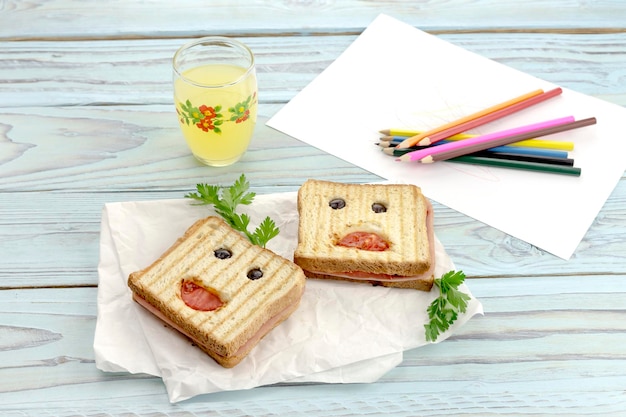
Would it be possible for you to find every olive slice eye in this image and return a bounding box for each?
[371,203,387,213]
[247,268,263,280]
[329,198,346,209]
[214,248,232,259]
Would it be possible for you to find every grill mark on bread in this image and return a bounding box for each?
[187,236,249,332]
[138,221,230,299]
[319,188,332,252]
[195,232,248,292]
[212,254,295,348]
[399,187,415,261]
[377,185,391,258]
[194,243,298,356]
[146,224,232,326]
[193,243,267,355]
[208,248,268,339]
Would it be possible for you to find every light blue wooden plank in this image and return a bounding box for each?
[3,382,626,417]
[0,33,624,287]
[1,0,625,40]
[0,104,376,192]
[0,171,625,288]
[1,281,625,416]
[0,102,623,193]
[0,180,625,287]
[1,33,625,108]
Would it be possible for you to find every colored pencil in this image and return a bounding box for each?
[395,87,562,148]
[395,88,545,147]
[380,134,574,151]
[380,133,475,141]
[397,115,576,163]
[400,117,597,163]
[381,142,570,159]
[382,146,573,161]
[379,128,430,136]
[459,151,574,166]
[449,156,581,176]
[384,146,574,166]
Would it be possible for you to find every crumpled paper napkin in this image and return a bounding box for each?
[94,191,483,402]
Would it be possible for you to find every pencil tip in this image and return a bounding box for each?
[418,138,431,146]
[378,129,390,135]
[395,140,410,149]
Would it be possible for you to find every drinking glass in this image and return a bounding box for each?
[173,37,257,166]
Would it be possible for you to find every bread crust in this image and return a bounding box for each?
[294,180,434,290]
[301,271,433,291]
[128,216,306,367]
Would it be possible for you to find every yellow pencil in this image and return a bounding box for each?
[378,128,432,137]
[379,132,475,141]
[446,136,574,151]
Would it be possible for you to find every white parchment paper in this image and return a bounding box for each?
[94,191,483,402]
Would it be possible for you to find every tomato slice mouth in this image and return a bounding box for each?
[336,231,389,251]
[181,279,224,311]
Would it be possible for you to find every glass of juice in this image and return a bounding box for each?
[173,37,257,166]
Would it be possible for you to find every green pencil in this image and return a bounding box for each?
[450,155,581,176]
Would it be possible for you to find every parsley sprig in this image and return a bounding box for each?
[424,270,471,342]
[185,174,280,248]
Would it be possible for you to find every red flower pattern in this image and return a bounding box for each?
[196,117,215,132]
[178,94,256,136]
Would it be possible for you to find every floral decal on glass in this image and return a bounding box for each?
[177,92,256,134]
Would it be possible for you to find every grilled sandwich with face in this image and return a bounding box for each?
[294,180,435,291]
[128,216,306,368]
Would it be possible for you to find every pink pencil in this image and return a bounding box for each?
[396,116,575,163]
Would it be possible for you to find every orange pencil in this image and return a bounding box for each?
[419,87,564,147]
[396,89,545,149]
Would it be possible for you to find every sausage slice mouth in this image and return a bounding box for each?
[336,231,390,251]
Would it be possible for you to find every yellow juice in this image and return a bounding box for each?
[174,64,257,166]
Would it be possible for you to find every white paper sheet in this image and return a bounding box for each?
[94,191,483,402]
[266,14,626,260]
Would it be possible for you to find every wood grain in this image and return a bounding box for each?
[1,0,626,40]
[1,180,625,289]
[1,0,625,415]
[0,279,624,415]
[1,34,625,108]
[0,103,624,288]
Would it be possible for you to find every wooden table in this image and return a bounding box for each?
[1,1,625,415]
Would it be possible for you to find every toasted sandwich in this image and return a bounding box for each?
[293,180,435,291]
[128,216,306,368]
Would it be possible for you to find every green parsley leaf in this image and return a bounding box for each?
[185,174,280,248]
[251,217,280,247]
[424,270,471,342]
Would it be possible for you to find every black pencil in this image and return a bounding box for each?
[385,146,573,165]
[450,156,581,176]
